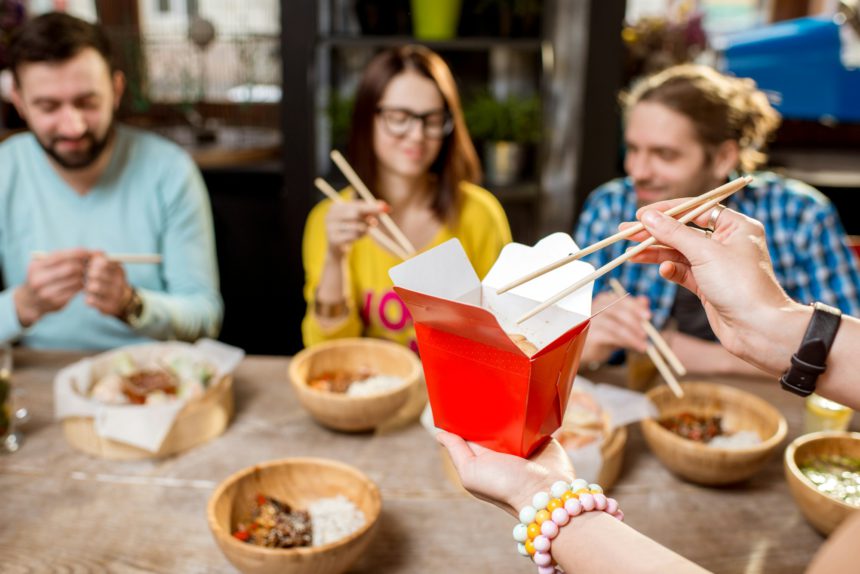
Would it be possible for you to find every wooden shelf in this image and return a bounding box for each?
[319,35,543,52]
[490,181,540,203]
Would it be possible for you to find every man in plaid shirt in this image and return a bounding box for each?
[574,65,860,375]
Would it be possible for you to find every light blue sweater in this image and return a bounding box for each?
[0,125,223,349]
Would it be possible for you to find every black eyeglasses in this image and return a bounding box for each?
[376,106,453,139]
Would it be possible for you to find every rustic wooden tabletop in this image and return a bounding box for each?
[0,350,839,573]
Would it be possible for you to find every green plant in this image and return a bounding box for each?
[326,92,355,147]
[463,92,541,144]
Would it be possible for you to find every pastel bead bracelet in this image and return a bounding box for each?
[512,478,623,574]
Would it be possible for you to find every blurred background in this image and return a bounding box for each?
[1,0,857,355]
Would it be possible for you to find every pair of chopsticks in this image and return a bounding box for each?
[32,252,162,264]
[609,278,685,398]
[314,150,417,261]
[314,178,411,260]
[502,175,753,323]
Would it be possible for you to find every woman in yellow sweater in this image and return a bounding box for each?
[302,45,512,351]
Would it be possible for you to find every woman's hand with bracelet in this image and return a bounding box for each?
[436,431,575,517]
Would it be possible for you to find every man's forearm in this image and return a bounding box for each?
[129,289,222,342]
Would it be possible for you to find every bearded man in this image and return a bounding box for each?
[0,12,222,349]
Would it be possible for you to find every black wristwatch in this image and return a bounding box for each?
[779,302,842,397]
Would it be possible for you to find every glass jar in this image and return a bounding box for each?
[804,393,854,434]
[0,344,21,453]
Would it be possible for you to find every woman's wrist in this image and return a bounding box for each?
[735,301,810,375]
[509,472,576,515]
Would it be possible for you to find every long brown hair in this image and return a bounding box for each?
[623,64,781,172]
[347,45,481,222]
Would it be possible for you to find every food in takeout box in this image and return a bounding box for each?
[551,378,656,488]
[55,340,244,458]
[556,390,607,450]
[390,234,599,457]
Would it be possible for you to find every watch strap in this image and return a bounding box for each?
[121,288,144,325]
[779,302,842,397]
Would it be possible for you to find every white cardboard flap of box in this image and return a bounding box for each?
[390,233,595,353]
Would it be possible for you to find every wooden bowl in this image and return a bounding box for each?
[288,338,422,432]
[641,382,787,485]
[597,425,627,490]
[62,374,233,460]
[60,342,235,460]
[784,431,860,535]
[207,457,381,574]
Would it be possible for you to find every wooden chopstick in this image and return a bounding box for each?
[314,178,411,261]
[31,252,162,264]
[516,184,747,324]
[497,176,753,295]
[609,278,687,377]
[646,344,685,398]
[329,150,417,257]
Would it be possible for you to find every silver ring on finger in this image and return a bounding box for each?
[706,204,727,233]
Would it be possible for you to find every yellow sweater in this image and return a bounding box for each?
[302,182,512,350]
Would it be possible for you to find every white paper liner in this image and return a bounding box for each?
[54,339,244,452]
[559,376,657,483]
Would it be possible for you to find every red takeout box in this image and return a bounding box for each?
[390,233,597,457]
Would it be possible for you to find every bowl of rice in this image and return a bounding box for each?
[207,457,381,574]
[288,338,422,432]
[641,382,787,485]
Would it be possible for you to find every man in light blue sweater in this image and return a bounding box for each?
[0,12,222,349]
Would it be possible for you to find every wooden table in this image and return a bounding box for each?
[0,351,841,573]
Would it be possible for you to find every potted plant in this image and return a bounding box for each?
[464,92,541,186]
[326,91,355,151]
[463,0,542,38]
[355,0,411,36]
[411,0,462,40]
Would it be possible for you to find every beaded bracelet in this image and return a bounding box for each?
[512,478,623,574]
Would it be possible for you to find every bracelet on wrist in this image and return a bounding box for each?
[512,479,623,574]
[120,288,144,324]
[314,298,348,320]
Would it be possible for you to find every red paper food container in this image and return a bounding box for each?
[390,234,596,457]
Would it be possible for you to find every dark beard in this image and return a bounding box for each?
[39,121,115,170]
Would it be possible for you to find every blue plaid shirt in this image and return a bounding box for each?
[574,173,860,330]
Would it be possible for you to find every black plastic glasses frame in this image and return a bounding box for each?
[376,106,454,139]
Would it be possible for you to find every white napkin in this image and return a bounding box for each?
[559,376,657,483]
[54,339,244,453]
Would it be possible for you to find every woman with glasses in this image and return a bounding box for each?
[302,45,512,350]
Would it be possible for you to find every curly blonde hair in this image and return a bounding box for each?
[622,65,781,173]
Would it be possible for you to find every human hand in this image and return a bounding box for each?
[14,248,89,327]
[625,200,795,367]
[84,252,132,317]
[436,431,575,518]
[324,200,388,259]
[580,291,650,364]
